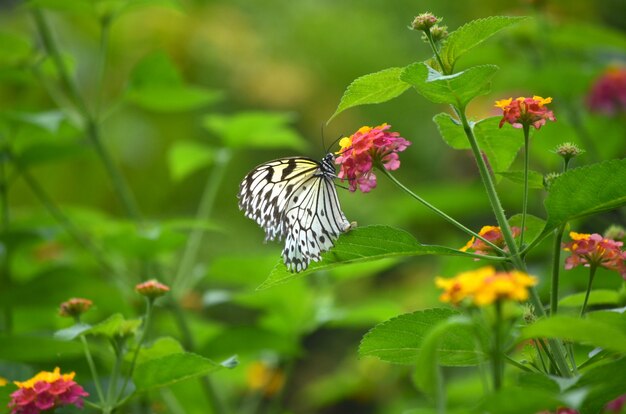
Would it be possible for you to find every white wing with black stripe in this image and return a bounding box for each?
[238,154,351,272]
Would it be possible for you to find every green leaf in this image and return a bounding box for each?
[258,225,476,290]
[440,16,528,72]
[359,308,486,366]
[133,352,221,392]
[520,315,626,352]
[509,214,545,245]
[543,159,626,233]
[574,357,626,414]
[135,337,185,365]
[477,387,563,414]
[0,335,83,362]
[328,67,410,123]
[86,314,142,339]
[401,63,498,107]
[0,32,33,66]
[167,141,215,181]
[127,51,221,112]
[203,112,307,151]
[412,315,473,397]
[559,290,619,307]
[497,170,544,189]
[54,323,91,341]
[433,114,524,175]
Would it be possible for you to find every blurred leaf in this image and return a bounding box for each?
[86,313,141,339]
[520,315,626,352]
[27,0,94,14]
[434,113,524,180]
[127,51,221,112]
[559,290,619,307]
[203,112,307,151]
[0,335,83,362]
[497,170,544,189]
[201,326,300,359]
[509,214,545,246]
[440,16,527,72]
[573,357,626,414]
[328,67,410,123]
[133,352,221,392]
[477,387,563,414]
[135,337,185,364]
[327,299,404,328]
[401,63,498,107]
[167,140,214,181]
[412,315,473,397]
[550,22,626,52]
[0,32,33,66]
[586,310,626,333]
[359,308,486,366]
[543,159,626,233]
[102,223,186,257]
[259,225,477,290]
[54,323,91,341]
[5,111,66,133]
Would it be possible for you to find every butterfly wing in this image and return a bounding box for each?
[238,156,351,272]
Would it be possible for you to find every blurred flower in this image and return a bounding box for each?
[536,409,579,414]
[543,172,561,190]
[460,225,521,256]
[0,376,7,386]
[59,298,93,318]
[335,124,410,193]
[9,367,88,414]
[411,12,440,31]
[435,266,537,306]
[604,225,625,241]
[563,232,626,278]
[587,66,626,115]
[429,25,449,42]
[246,361,285,397]
[135,279,170,299]
[553,142,584,163]
[495,96,556,129]
[605,394,626,413]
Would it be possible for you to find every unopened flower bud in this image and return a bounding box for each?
[411,12,440,31]
[604,225,625,241]
[553,142,584,162]
[59,298,93,318]
[136,279,170,299]
[429,25,449,42]
[543,172,561,190]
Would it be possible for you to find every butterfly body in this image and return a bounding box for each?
[238,154,351,272]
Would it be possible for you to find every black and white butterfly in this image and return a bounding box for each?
[238,153,352,272]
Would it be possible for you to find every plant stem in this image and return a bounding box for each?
[106,339,124,410]
[580,265,598,317]
[172,149,232,296]
[0,145,12,333]
[95,17,112,118]
[119,299,153,400]
[80,335,106,404]
[549,226,565,316]
[425,30,447,74]
[379,167,507,256]
[520,124,530,247]
[492,300,503,390]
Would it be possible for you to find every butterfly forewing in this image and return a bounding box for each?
[238,155,351,272]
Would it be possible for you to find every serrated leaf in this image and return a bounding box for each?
[133,352,221,392]
[258,225,477,290]
[401,63,499,108]
[573,357,626,414]
[521,315,626,352]
[497,170,544,189]
[328,67,410,123]
[135,337,184,365]
[433,113,524,175]
[543,159,626,233]
[359,308,486,366]
[559,290,619,307]
[440,16,528,72]
[203,112,307,151]
[54,323,91,341]
[167,141,214,181]
[86,313,141,339]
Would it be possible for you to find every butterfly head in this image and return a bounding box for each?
[320,153,337,176]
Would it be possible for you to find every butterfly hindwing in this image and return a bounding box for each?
[238,155,351,272]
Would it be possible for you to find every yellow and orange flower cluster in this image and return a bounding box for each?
[563,232,626,278]
[435,266,537,306]
[460,225,521,256]
[495,96,555,129]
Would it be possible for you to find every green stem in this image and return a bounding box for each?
[80,335,106,404]
[520,124,530,248]
[549,225,565,316]
[172,149,232,296]
[95,17,112,118]
[580,264,598,317]
[0,145,12,334]
[492,300,503,390]
[106,339,124,409]
[119,299,153,401]
[379,167,507,256]
[425,30,447,74]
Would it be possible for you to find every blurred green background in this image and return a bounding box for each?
[0,0,625,413]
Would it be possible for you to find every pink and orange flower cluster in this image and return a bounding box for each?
[587,66,626,115]
[435,266,537,307]
[563,232,626,278]
[461,225,521,256]
[335,124,410,193]
[495,96,556,129]
[9,368,88,414]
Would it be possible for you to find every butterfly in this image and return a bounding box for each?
[238,153,352,272]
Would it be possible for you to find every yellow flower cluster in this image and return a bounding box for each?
[435,266,538,306]
[13,367,75,389]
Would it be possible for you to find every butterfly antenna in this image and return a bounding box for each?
[325,135,347,154]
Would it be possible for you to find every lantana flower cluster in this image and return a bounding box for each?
[335,124,410,192]
[495,96,556,129]
[135,279,170,299]
[9,368,88,414]
[460,225,521,256]
[563,232,626,278]
[435,266,537,306]
[587,66,626,115]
